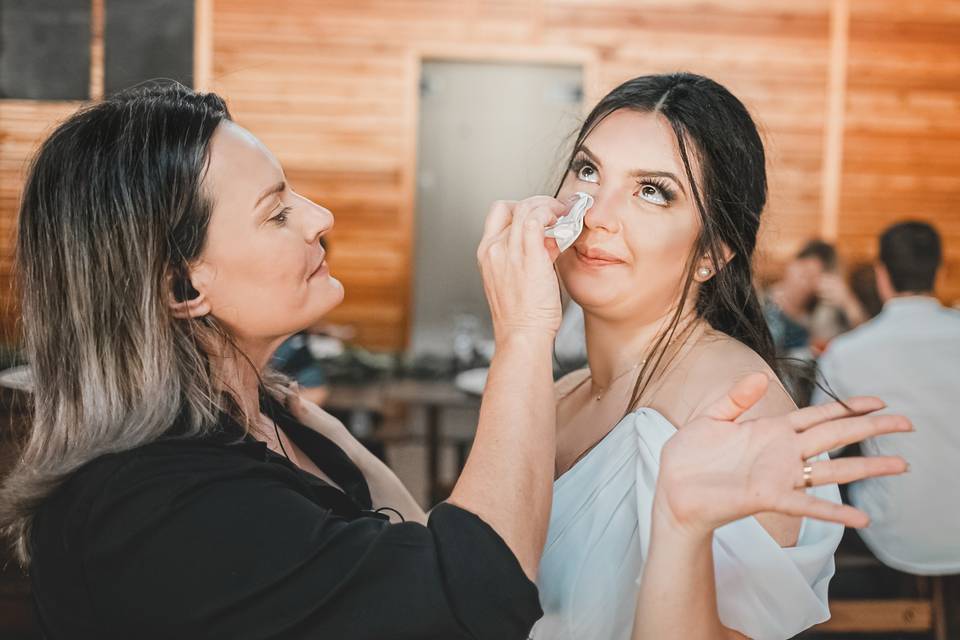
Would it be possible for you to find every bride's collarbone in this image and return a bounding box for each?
[555,389,634,475]
[553,329,723,469]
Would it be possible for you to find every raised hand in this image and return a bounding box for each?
[477,196,567,343]
[655,373,911,535]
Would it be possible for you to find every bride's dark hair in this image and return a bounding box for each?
[558,72,778,411]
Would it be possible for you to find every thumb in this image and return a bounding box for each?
[543,237,562,262]
[700,372,769,422]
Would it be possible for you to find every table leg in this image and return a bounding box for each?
[426,405,441,506]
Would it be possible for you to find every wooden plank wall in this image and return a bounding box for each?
[0,102,84,339]
[1,0,958,350]
[211,0,836,348]
[839,0,960,301]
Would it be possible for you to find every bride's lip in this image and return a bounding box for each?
[574,245,625,266]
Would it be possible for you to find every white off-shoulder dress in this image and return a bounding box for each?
[531,408,843,640]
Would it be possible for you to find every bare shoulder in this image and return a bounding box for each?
[655,329,794,426]
[693,329,777,377]
[661,329,803,547]
[554,368,590,400]
[691,329,796,419]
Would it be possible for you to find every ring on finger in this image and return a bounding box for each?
[801,464,814,489]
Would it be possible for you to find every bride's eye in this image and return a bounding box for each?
[636,180,676,206]
[570,156,599,184]
[577,163,598,183]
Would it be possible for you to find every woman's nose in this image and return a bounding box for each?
[301,196,334,243]
[582,189,621,233]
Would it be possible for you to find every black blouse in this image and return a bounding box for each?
[29,399,542,639]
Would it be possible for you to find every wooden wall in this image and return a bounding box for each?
[0,101,84,337]
[1,0,958,350]
[838,0,960,299]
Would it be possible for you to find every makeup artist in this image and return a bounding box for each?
[2,82,562,640]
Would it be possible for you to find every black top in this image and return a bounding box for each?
[29,397,542,639]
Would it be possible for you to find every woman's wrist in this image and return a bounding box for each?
[494,327,555,349]
[651,482,715,546]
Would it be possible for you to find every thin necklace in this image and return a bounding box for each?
[589,359,647,402]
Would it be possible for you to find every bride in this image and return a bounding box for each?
[531,73,902,640]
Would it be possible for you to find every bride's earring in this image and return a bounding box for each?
[696,266,712,280]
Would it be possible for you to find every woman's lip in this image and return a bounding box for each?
[308,259,328,279]
[574,246,625,266]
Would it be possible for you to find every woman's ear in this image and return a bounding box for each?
[167,267,212,319]
[694,246,736,283]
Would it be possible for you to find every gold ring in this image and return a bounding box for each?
[802,464,814,489]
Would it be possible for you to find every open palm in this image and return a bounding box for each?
[656,373,911,533]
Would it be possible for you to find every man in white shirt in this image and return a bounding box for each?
[812,221,960,575]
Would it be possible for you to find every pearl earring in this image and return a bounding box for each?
[697,266,712,279]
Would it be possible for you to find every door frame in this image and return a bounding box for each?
[399,43,600,347]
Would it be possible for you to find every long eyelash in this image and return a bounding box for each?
[638,177,676,203]
[569,152,594,175]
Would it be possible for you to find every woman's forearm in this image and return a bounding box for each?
[447,332,556,580]
[632,494,741,640]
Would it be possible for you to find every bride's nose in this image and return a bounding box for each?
[582,190,621,234]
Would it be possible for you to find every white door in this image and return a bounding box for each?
[411,60,583,356]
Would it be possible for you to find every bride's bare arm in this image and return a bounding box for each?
[653,334,803,547]
[632,374,910,639]
[635,500,748,639]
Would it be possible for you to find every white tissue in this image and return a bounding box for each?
[545,192,593,252]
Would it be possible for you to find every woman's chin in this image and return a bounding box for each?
[314,276,345,311]
[560,272,619,309]
[291,276,345,325]
[571,293,620,314]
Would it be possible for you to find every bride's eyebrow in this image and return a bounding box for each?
[579,144,686,196]
[575,145,603,168]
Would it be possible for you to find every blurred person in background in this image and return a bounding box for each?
[763,240,866,358]
[813,221,960,576]
[847,262,885,320]
[764,240,868,405]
